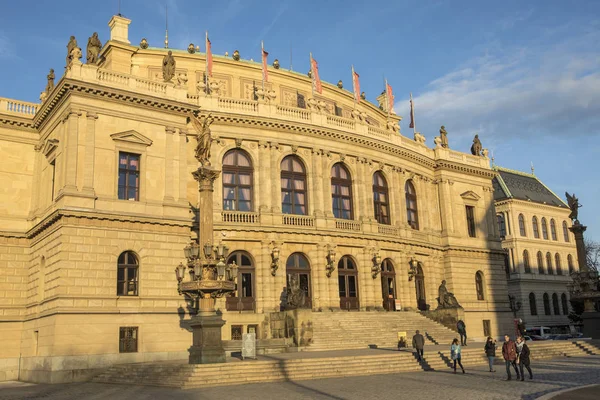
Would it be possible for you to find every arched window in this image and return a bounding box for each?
[523,250,531,274]
[405,180,419,230]
[117,251,138,296]
[546,252,554,275]
[286,253,311,308]
[226,251,255,311]
[497,214,506,238]
[281,155,307,215]
[532,217,540,239]
[568,254,574,274]
[563,221,570,242]
[381,259,396,311]
[555,253,562,275]
[503,251,510,278]
[331,163,353,220]
[518,214,526,236]
[373,171,390,225]
[543,293,551,315]
[475,271,485,300]
[223,149,253,211]
[529,293,537,316]
[338,256,359,310]
[552,293,560,315]
[537,251,544,274]
[550,219,557,241]
[541,218,549,240]
[561,293,569,315]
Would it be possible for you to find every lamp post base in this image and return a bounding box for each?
[188,312,226,364]
[582,311,600,340]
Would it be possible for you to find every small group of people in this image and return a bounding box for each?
[485,335,533,381]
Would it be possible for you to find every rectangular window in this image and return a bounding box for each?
[118,152,140,201]
[117,265,138,296]
[497,214,506,238]
[119,327,138,353]
[334,104,343,117]
[483,320,491,337]
[297,92,306,109]
[231,325,243,340]
[466,206,476,238]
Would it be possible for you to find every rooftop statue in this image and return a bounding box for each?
[45,69,55,94]
[86,32,102,64]
[565,192,582,222]
[437,280,461,309]
[66,36,77,67]
[440,126,449,148]
[190,112,214,166]
[162,50,176,82]
[470,134,482,156]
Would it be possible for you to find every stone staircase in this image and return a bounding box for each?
[573,340,600,355]
[93,352,422,389]
[306,311,458,351]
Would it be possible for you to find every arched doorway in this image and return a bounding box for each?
[225,251,255,311]
[414,264,427,311]
[338,256,359,310]
[381,258,396,311]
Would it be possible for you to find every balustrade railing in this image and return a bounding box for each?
[282,214,315,227]
[97,69,130,86]
[218,97,258,113]
[221,211,259,224]
[1,98,38,116]
[326,114,356,130]
[378,224,399,236]
[135,77,167,94]
[276,105,310,121]
[335,219,362,231]
[367,125,390,139]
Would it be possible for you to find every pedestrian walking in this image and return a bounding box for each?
[412,330,425,361]
[457,320,467,346]
[516,336,533,381]
[501,334,520,381]
[451,338,465,374]
[484,336,497,372]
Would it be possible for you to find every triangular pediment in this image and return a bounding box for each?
[110,130,153,146]
[42,139,59,158]
[460,191,481,201]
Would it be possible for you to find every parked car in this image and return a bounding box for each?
[529,335,547,341]
[523,336,533,342]
[553,334,571,340]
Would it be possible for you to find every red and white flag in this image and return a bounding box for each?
[386,80,394,114]
[206,32,213,77]
[409,92,415,129]
[261,41,269,83]
[352,66,360,103]
[310,53,322,94]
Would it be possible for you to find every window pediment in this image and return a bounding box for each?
[460,191,481,202]
[111,130,153,147]
[42,139,59,159]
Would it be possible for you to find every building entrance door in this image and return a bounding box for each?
[380,259,396,311]
[338,256,359,310]
[415,265,427,311]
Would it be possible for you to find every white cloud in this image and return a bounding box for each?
[0,32,17,60]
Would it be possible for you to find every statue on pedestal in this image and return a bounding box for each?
[86,32,102,64]
[437,280,461,308]
[66,36,78,67]
[286,275,307,309]
[162,50,176,82]
[439,126,449,148]
[565,192,582,222]
[45,69,55,94]
[190,112,214,166]
[471,134,482,156]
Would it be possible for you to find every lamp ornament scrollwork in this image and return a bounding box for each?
[325,247,337,278]
[270,243,280,276]
[371,251,382,279]
[408,257,418,281]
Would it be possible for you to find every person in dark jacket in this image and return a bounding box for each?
[501,334,520,381]
[457,320,467,346]
[412,330,425,361]
[516,336,533,380]
[484,336,497,372]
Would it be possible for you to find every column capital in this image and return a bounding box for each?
[165,126,176,134]
[85,111,98,120]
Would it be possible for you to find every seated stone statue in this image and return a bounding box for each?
[286,276,307,309]
[437,280,461,309]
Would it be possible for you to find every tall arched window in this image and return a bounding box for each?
[223,149,253,211]
[331,163,353,220]
[475,271,485,300]
[537,251,544,274]
[561,293,569,315]
[518,214,526,236]
[286,253,311,308]
[381,259,396,311]
[532,217,540,238]
[117,251,139,296]
[373,172,390,225]
[552,293,560,315]
[541,218,549,240]
[546,252,554,275]
[497,214,507,238]
[543,293,551,315]
[523,250,531,274]
[226,251,255,311]
[338,256,359,310]
[405,180,419,230]
[281,155,307,215]
[550,219,557,241]
[529,293,538,316]
[555,253,562,275]
[568,254,574,274]
[563,221,570,242]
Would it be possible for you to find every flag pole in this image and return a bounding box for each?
[411,92,416,135]
[310,52,314,98]
[261,41,265,92]
[385,78,390,119]
[205,31,209,96]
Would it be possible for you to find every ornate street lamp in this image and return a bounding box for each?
[408,258,418,281]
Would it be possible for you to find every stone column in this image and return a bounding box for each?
[193,166,221,247]
[164,126,175,202]
[395,171,407,226]
[82,111,98,196]
[355,159,366,221]
[61,109,81,194]
[258,141,271,213]
[257,240,270,313]
[322,153,332,217]
[270,142,280,213]
[313,244,325,311]
[178,129,188,203]
[437,179,455,235]
[311,149,324,217]
[416,178,430,230]
[30,145,43,215]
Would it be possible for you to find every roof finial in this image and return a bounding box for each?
[164,3,169,49]
[491,149,495,167]
[530,161,535,175]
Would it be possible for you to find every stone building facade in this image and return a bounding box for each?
[493,167,579,331]
[0,15,513,383]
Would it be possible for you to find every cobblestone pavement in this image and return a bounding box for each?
[1,356,599,400]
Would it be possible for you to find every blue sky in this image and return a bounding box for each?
[1,0,598,240]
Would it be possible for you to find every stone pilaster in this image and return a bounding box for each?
[60,109,81,195]
[258,141,271,213]
[395,171,407,226]
[356,158,366,221]
[269,142,280,213]
[437,179,455,235]
[178,129,188,203]
[163,126,175,202]
[313,244,325,310]
[311,149,323,217]
[30,144,43,215]
[322,152,332,217]
[256,240,270,313]
[82,112,98,196]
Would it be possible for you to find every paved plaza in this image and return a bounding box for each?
[1,356,599,400]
